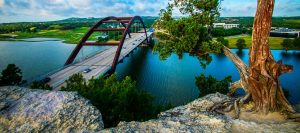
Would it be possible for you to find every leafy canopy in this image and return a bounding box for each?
[0,64,26,86]
[235,38,246,51]
[196,74,232,97]
[216,37,229,47]
[61,73,167,127]
[281,38,293,51]
[153,0,223,67]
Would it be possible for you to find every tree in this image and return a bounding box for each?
[281,39,293,52]
[61,73,166,127]
[196,74,232,97]
[235,38,246,51]
[154,0,294,115]
[30,80,52,90]
[216,37,229,47]
[246,0,294,113]
[0,64,26,86]
[293,37,300,48]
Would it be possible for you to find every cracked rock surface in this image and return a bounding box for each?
[102,93,300,133]
[1,86,299,133]
[0,86,104,132]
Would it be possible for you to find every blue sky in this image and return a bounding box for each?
[0,0,299,23]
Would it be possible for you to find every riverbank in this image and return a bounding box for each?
[225,34,291,50]
[0,27,92,44]
[1,29,297,50]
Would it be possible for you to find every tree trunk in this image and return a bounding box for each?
[221,0,294,114]
[248,0,294,113]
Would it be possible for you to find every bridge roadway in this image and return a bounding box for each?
[48,32,153,89]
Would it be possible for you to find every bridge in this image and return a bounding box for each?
[46,16,153,89]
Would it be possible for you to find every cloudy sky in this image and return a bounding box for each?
[0,0,299,23]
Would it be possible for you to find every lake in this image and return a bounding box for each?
[0,38,299,106]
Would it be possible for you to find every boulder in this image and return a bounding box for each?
[0,86,104,132]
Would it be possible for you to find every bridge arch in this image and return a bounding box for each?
[64,16,149,73]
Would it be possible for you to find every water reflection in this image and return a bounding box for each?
[236,50,245,57]
[117,47,300,105]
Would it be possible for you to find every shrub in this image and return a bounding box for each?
[236,38,246,51]
[196,74,232,97]
[0,64,26,86]
[61,73,166,127]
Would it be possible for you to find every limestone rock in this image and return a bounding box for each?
[102,93,300,133]
[0,86,104,132]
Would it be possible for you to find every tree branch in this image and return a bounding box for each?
[222,46,249,92]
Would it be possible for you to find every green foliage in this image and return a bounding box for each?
[215,17,300,29]
[0,64,26,86]
[61,73,166,127]
[293,37,300,48]
[281,39,294,51]
[212,27,245,37]
[30,81,52,90]
[153,1,222,67]
[235,38,246,50]
[29,27,37,32]
[216,37,229,47]
[196,74,232,97]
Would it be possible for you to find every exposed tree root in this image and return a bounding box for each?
[211,46,295,118]
[210,94,251,119]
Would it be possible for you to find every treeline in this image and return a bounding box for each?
[212,27,251,37]
[0,17,158,34]
[216,17,300,29]
[0,21,95,33]
[281,37,300,51]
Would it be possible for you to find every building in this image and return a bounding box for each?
[213,23,240,29]
[270,28,300,38]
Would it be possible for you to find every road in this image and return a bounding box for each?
[48,32,153,89]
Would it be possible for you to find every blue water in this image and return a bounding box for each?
[0,39,299,106]
[0,38,107,81]
[116,47,300,105]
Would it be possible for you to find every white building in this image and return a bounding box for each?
[213,23,240,29]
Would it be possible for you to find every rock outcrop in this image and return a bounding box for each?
[0,86,104,132]
[1,86,299,132]
[102,93,300,133]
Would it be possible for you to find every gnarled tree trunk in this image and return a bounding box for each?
[248,0,294,113]
[221,0,294,114]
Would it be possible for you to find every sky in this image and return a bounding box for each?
[0,0,299,23]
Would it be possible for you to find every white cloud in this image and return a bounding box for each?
[0,0,4,7]
[0,0,299,23]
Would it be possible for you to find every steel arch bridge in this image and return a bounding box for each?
[64,16,149,73]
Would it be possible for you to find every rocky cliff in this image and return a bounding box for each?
[1,86,299,133]
[0,86,104,132]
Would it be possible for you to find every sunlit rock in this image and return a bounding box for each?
[0,86,104,132]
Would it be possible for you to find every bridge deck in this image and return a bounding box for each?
[48,32,153,89]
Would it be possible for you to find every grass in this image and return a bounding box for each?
[284,19,300,24]
[225,35,286,49]
[0,29,294,50]
[0,27,100,44]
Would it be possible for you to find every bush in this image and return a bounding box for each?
[236,38,246,51]
[281,39,294,52]
[0,64,26,86]
[30,80,52,90]
[216,37,229,47]
[293,37,300,48]
[196,74,232,97]
[61,73,166,127]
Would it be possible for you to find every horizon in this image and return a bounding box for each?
[0,0,300,23]
[1,15,300,24]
